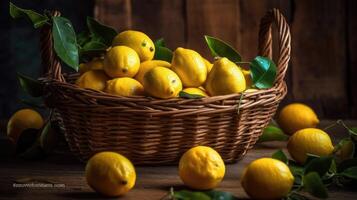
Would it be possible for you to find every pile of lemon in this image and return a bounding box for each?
[76,30,251,98]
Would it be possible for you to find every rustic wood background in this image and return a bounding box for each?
[94,0,357,119]
[1,0,356,119]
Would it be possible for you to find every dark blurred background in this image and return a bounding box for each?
[1,0,356,119]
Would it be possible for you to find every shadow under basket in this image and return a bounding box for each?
[39,8,291,165]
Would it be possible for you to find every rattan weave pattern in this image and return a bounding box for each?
[39,9,290,165]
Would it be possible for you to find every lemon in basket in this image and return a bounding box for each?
[79,57,104,75]
[143,66,182,99]
[112,30,155,62]
[278,103,319,135]
[241,158,294,199]
[134,60,171,84]
[171,47,207,87]
[182,87,208,97]
[103,46,140,78]
[86,152,136,197]
[7,109,44,143]
[287,128,334,164]
[205,57,246,96]
[105,77,144,97]
[179,146,225,190]
[76,70,109,91]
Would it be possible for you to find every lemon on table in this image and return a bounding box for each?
[7,109,44,143]
[202,57,213,73]
[179,146,225,190]
[143,66,182,99]
[182,87,208,97]
[241,158,294,200]
[103,46,140,78]
[287,128,334,164]
[171,47,207,87]
[134,60,171,84]
[86,152,136,197]
[112,30,155,62]
[205,58,246,96]
[76,70,109,91]
[79,57,104,75]
[278,103,319,135]
[105,77,144,97]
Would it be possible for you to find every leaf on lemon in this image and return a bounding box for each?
[17,73,43,97]
[154,38,166,47]
[154,46,173,62]
[302,172,328,199]
[258,125,288,142]
[204,35,241,62]
[87,17,117,46]
[9,2,49,28]
[179,91,205,99]
[272,149,288,164]
[52,16,79,71]
[250,56,277,89]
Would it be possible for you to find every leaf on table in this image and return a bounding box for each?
[179,91,205,99]
[272,149,288,164]
[52,16,79,71]
[304,156,333,177]
[340,166,357,180]
[173,190,238,200]
[204,35,241,62]
[302,172,328,199]
[258,125,288,142]
[87,17,117,46]
[9,2,49,28]
[289,160,304,177]
[17,73,43,97]
[337,158,357,173]
[250,56,277,89]
[154,38,166,47]
[154,46,173,62]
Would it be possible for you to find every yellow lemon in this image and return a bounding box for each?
[143,66,182,99]
[205,58,246,96]
[179,146,225,190]
[202,57,213,73]
[171,47,207,87]
[103,46,140,78]
[7,109,44,143]
[134,60,171,84]
[79,57,104,75]
[242,69,252,88]
[182,88,208,97]
[241,158,294,200]
[76,70,109,91]
[105,77,144,97]
[112,30,155,62]
[287,128,334,164]
[278,103,319,135]
[86,152,136,197]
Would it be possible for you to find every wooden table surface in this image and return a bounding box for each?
[0,120,356,200]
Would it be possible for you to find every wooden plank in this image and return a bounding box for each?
[348,0,357,118]
[291,0,348,118]
[186,0,239,60]
[130,0,185,50]
[94,0,132,32]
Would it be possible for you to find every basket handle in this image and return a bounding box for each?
[258,8,291,83]
[40,11,65,82]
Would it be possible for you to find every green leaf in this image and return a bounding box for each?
[302,172,328,199]
[340,166,357,179]
[272,149,288,164]
[338,158,357,172]
[304,156,333,177]
[204,191,238,200]
[76,30,92,47]
[87,17,117,46]
[9,2,49,28]
[40,122,60,155]
[17,73,43,97]
[250,56,277,89]
[154,38,166,47]
[349,127,357,137]
[289,161,304,176]
[154,46,173,62]
[52,16,79,71]
[173,190,238,200]
[16,128,40,154]
[334,138,355,161]
[179,91,205,99]
[204,35,241,62]
[258,125,289,142]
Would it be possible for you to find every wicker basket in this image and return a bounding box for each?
[39,8,290,165]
